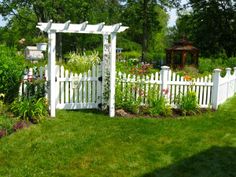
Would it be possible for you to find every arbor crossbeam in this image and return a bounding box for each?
[37,20,128,34]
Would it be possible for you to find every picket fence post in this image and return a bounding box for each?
[225,68,231,99]
[212,69,221,109]
[234,67,236,93]
[161,66,170,97]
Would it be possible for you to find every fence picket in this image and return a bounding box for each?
[60,66,64,104]
[199,77,204,105]
[69,72,73,103]
[65,70,69,103]
[19,65,236,111]
[83,72,87,104]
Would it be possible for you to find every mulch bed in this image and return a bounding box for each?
[115,108,214,119]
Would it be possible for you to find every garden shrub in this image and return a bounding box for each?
[120,51,140,61]
[176,91,199,115]
[0,45,25,103]
[64,51,100,73]
[24,78,47,99]
[198,57,236,74]
[0,115,16,135]
[11,97,48,123]
[10,65,49,123]
[148,86,172,116]
[115,81,142,114]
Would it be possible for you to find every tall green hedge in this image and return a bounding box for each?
[0,45,25,103]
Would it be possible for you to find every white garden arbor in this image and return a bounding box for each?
[36,20,128,117]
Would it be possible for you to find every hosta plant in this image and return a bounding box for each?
[11,97,48,123]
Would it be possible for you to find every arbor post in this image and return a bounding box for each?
[102,34,110,110]
[48,30,56,117]
[212,69,221,109]
[109,33,117,117]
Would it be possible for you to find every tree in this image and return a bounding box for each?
[121,0,180,62]
[175,0,236,57]
[0,0,124,53]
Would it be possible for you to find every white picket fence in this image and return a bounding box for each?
[20,65,236,110]
[19,64,102,110]
[116,66,236,109]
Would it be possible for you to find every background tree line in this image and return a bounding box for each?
[0,0,236,62]
[173,0,236,58]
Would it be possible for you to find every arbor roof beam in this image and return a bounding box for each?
[36,21,128,34]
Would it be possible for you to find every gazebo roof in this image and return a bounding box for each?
[166,37,199,51]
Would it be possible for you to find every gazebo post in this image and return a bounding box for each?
[109,33,117,117]
[48,30,56,117]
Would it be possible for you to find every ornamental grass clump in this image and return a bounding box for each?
[11,67,49,123]
[176,75,199,115]
[66,51,101,73]
[148,86,172,116]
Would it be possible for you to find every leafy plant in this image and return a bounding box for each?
[0,45,25,103]
[65,51,101,73]
[176,91,199,115]
[24,79,47,99]
[148,86,172,116]
[11,97,48,123]
[0,115,16,135]
[115,81,142,114]
[32,36,48,43]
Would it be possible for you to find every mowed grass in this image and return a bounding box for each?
[0,98,236,177]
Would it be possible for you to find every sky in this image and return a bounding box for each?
[0,15,6,27]
[168,9,178,27]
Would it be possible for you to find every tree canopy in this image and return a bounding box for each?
[0,0,179,61]
[174,0,236,57]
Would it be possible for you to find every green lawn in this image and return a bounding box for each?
[0,98,236,177]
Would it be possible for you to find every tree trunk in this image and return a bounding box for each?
[141,0,148,62]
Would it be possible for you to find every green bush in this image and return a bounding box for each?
[0,45,25,103]
[0,115,16,134]
[11,97,48,123]
[64,51,101,73]
[198,57,236,74]
[115,82,141,114]
[24,79,47,99]
[148,86,172,116]
[120,51,141,60]
[176,91,199,115]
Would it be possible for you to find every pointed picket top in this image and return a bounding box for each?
[37,20,129,34]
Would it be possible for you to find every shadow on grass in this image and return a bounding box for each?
[141,146,236,177]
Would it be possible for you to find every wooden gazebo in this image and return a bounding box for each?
[166,38,199,68]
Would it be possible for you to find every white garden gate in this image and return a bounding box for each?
[55,64,103,110]
[36,20,128,117]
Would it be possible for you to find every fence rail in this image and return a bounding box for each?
[116,66,236,109]
[19,65,236,111]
